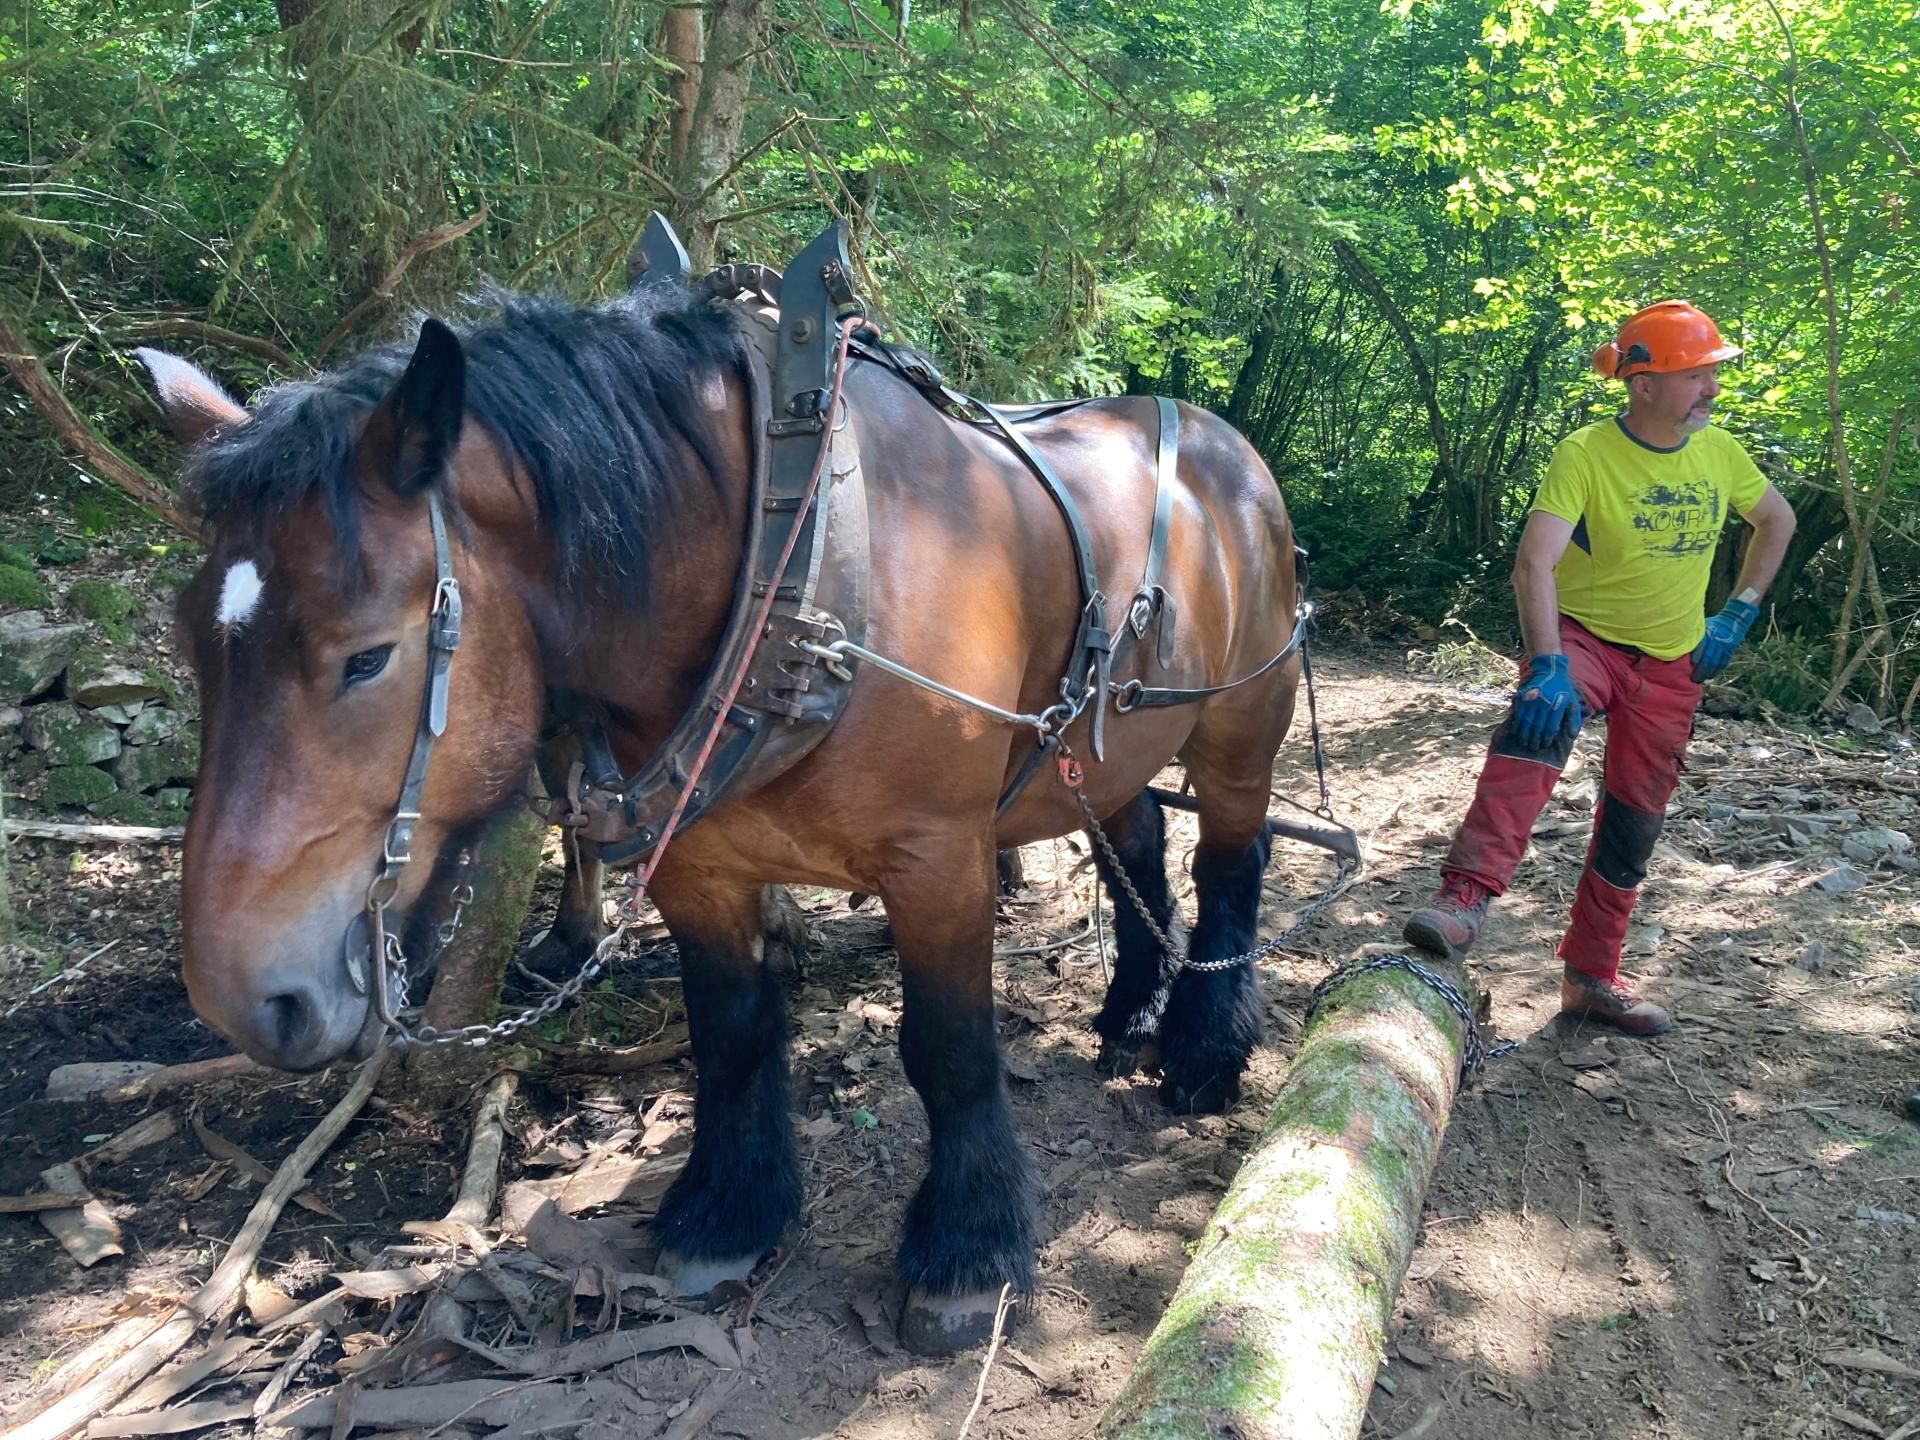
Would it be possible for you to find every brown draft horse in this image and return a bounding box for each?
[140,281,1301,1349]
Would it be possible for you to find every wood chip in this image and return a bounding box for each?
[82,1111,180,1167]
[37,1161,123,1266]
[500,1153,684,1223]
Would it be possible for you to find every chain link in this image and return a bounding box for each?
[1303,952,1520,1079]
[381,860,638,1049]
[1067,771,1354,973]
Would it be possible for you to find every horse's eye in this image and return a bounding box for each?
[343,645,393,687]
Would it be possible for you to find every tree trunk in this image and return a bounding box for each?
[419,805,547,1037]
[670,0,768,268]
[661,2,705,178]
[1100,950,1475,1440]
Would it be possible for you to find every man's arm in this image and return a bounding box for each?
[1511,510,1576,658]
[1729,484,1796,603]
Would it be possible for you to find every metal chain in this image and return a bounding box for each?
[1303,952,1520,1079]
[1064,754,1354,974]
[378,833,648,1049]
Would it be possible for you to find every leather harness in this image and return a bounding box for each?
[357,215,1308,1018]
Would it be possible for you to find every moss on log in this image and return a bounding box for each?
[1100,950,1476,1440]
[419,805,547,1036]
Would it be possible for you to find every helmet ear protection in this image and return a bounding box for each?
[1590,301,1741,380]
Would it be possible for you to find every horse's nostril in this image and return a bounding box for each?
[261,991,316,1055]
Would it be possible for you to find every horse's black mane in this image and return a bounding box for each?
[191,285,748,601]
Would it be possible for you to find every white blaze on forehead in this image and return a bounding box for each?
[217,560,264,628]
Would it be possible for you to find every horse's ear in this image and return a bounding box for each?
[364,318,465,498]
[134,348,249,447]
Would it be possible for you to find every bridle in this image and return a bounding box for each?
[350,488,464,1033]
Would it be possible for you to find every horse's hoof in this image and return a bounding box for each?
[657,1249,761,1299]
[522,927,597,978]
[900,1286,1020,1356]
[1095,1037,1160,1079]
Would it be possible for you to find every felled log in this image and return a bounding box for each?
[1100,950,1478,1440]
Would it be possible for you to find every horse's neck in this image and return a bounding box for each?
[531,410,754,772]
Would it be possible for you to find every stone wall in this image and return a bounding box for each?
[2,607,199,826]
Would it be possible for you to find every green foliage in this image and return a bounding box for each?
[0,0,1914,718]
[0,564,48,610]
[64,579,139,625]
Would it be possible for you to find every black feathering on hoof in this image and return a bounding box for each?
[652,968,802,1262]
[896,1092,1038,1297]
[1155,838,1270,1114]
[1090,791,1182,1055]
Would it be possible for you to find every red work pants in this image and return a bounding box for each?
[1442,616,1700,983]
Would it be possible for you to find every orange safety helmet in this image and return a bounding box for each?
[1589,300,1741,380]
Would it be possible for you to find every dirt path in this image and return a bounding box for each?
[1,646,1915,1439]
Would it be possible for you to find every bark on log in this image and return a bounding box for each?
[1100,950,1475,1440]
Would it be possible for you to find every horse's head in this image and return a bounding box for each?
[143,323,548,1069]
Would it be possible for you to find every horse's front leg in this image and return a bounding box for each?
[525,838,605,975]
[649,874,802,1294]
[882,833,1039,1354]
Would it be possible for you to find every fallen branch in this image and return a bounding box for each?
[3,819,185,844]
[661,1371,748,1440]
[538,1025,692,1075]
[0,301,197,537]
[0,1047,390,1440]
[445,1069,519,1228]
[84,1399,253,1437]
[1099,949,1477,1440]
[957,1285,1014,1440]
[0,1192,88,1213]
[272,1376,632,1432]
[458,1314,743,1373]
[98,1054,261,1103]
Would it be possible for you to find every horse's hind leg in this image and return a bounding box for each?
[881,831,1038,1354]
[1089,790,1184,1077]
[1160,693,1294,1113]
[649,874,802,1294]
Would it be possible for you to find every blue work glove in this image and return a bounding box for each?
[1510,653,1583,752]
[1690,596,1759,683]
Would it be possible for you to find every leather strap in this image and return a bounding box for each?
[1110,602,1309,711]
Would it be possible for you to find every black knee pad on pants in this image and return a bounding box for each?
[1592,790,1664,890]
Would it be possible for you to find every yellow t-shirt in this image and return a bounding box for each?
[1530,418,1769,660]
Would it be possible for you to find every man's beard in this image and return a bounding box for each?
[1676,406,1712,435]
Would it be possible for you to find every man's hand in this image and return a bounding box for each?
[1511,652,1583,750]
[1690,596,1759,683]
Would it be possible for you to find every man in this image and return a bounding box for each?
[1402,299,1797,1034]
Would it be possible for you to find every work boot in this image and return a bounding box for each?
[1560,966,1672,1036]
[1402,872,1493,959]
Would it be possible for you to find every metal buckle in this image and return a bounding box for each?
[382,813,419,867]
[431,576,462,651]
[1113,678,1146,713]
